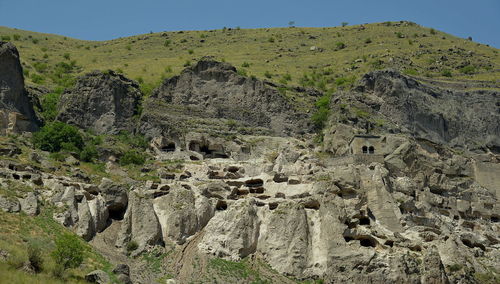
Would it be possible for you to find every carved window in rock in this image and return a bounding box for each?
[362,146,368,154]
[368,146,375,154]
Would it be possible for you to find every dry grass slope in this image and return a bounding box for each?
[1,21,498,94]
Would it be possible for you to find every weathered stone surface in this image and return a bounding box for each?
[0,42,39,134]
[198,198,259,260]
[85,270,110,284]
[153,187,202,245]
[116,190,162,253]
[88,195,109,233]
[76,196,95,241]
[57,70,141,134]
[99,178,128,216]
[335,69,500,151]
[257,201,310,276]
[18,192,39,216]
[140,58,314,137]
[0,195,20,213]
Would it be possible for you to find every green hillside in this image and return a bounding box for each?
[1,21,499,94]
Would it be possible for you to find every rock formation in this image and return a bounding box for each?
[327,69,500,152]
[0,41,40,134]
[139,57,316,138]
[57,70,141,134]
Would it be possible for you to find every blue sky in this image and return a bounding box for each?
[1,0,499,47]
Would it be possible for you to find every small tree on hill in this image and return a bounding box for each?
[51,233,84,271]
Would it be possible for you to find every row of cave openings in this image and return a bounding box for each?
[160,140,230,159]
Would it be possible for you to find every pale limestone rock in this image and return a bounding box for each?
[18,192,39,216]
[116,191,162,253]
[198,198,259,261]
[76,196,95,241]
[88,195,109,233]
[257,201,309,276]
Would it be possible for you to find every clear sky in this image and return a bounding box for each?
[1,0,499,48]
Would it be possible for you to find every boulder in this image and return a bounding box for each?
[88,195,109,232]
[18,192,39,216]
[0,195,20,213]
[57,70,141,134]
[76,196,95,241]
[85,270,110,284]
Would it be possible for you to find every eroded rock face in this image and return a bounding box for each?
[332,69,500,151]
[0,42,40,134]
[116,190,162,253]
[198,198,260,261]
[57,70,141,134]
[140,58,315,137]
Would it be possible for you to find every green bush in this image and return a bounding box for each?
[80,144,98,162]
[241,62,250,68]
[1,35,11,41]
[403,69,418,76]
[441,69,452,77]
[13,34,21,41]
[63,53,70,60]
[27,243,43,273]
[120,150,146,166]
[40,92,60,122]
[459,65,476,74]
[264,71,272,79]
[395,32,405,38]
[364,38,372,44]
[31,74,45,84]
[448,264,462,272]
[51,233,84,270]
[33,121,84,153]
[237,69,247,77]
[311,94,331,130]
[126,241,138,252]
[335,42,346,50]
[117,131,148,149]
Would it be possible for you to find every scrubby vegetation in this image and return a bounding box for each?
[33,121,84,153]
[0,21,496,93]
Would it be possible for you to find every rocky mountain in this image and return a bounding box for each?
[0,41,40,134]
[139,57,315,138]
[0,40,499,284]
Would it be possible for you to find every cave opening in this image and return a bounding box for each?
[359,238,376,247]
[161,142,176,152]
[359,216,370,225]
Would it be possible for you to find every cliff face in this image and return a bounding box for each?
[0,42,40,134]
[1,48,499,283]
[57,70,142,135]
[139,58,315,138]
[328,70,500,152]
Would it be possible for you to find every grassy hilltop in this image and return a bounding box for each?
[1,21,499,95]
